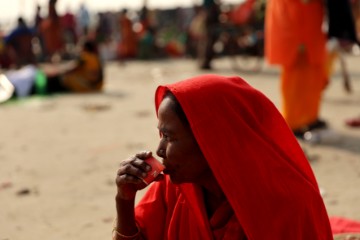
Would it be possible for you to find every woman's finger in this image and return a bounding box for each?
[132,158,152,172]
[135,150,152,160]
[116,174,143,185]
[117,163,148,180]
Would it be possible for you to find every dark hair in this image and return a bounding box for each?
[163,91,189,126]
[83,40,98,53]
[17,17,26,27]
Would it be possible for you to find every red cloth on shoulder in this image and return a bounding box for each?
[135,176,246,239]
[143,74,333,239]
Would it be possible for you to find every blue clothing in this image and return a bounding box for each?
[5,26,35,44]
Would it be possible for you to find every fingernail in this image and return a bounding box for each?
[146,165,151,171]
[142,172,147,177]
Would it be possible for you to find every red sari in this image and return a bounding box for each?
[136,177,245,239]
[135,75,332,239]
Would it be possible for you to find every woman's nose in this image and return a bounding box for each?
[156,147,165,158]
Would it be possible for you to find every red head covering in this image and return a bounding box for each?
[155,75,332,239]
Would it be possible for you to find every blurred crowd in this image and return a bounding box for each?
[1,0,360,104]
[0,0,266,70]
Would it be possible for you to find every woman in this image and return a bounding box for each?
[265,0,328,137]
[60,40,103,92]
[39,0,64,60]
[265,0,358,138]
[118,9,138,59]
[45,40,104,93]
[4,17,35,68]
[114,75,333,239]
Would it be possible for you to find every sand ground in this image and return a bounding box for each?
[0,55,360,240]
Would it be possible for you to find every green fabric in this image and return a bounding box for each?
[34,69,47,95]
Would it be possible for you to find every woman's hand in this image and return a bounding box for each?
[115,151,153,200]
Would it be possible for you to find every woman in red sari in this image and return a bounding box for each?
[114,75,333,239]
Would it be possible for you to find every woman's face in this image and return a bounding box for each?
[156,96,210,184]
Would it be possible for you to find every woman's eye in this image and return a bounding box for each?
[160,133,170,141]
[159,131,172,141]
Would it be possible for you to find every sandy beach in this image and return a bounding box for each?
[0,55,359,240]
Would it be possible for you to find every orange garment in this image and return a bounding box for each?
[118,15,137,58]
[135,75,333,239]
[62,51,103,92]
[39,1,64,57]
[265,0,326,67]
[281,52,328,130]
[265,0,327,130]
[40,18,64,56]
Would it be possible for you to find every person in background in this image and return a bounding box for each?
[46,40,104,93]
[34,5,43,30]
[332,0,360,128]
[39,0,64,61]
[198,0,221,70]
[95,12,112,46]
[62,7,78,58]
[0,39,103,101]
[117,9,138,59]
[186,6,205,58]
[350,0,360,39]
[265,0,328,138]
[137,3,157,60]
[33,4,46,62]
[265,0,358,138]
[113,74,333,239]
[4,17,36,68]
[0,29,13,69]
[77,3,90,38]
